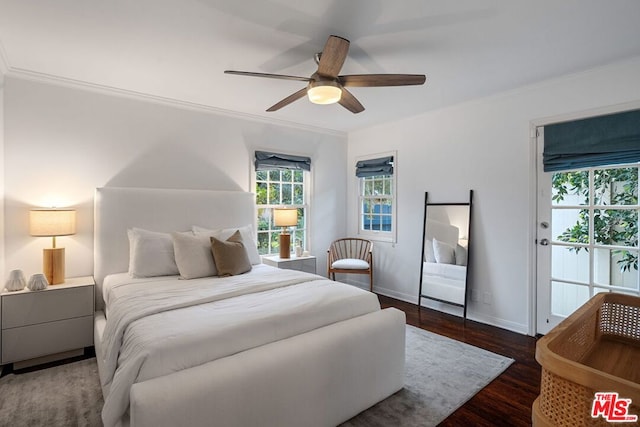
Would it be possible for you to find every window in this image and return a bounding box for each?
[356,154,396,242]
[549,164,639,316]
[255,159,309,256]
[360,175,393,231]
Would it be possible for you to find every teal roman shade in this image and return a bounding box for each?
[355,156,394,177]
[254,151,311,171]
[543,109,640,172]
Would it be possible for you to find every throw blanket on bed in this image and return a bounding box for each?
[100,266,380,427]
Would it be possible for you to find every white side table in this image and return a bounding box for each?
[262,255,317,274]
[1,276,95,369]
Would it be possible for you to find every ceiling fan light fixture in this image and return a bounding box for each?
[307,81,342,105]
[226,36,424,113]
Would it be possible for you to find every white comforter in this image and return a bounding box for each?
[422,261,467,281]
[100,265,380,427]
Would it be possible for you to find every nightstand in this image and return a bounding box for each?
[262,255,317,274]
[0,276,95,369]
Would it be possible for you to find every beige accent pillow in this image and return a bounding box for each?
[172,232,218,279]
[210,230,252,276]
[193,224,261,265]
[455,244,468,266]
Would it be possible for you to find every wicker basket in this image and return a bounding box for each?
[533,292,640,426]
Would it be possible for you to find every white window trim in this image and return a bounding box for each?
[356,150,397,243]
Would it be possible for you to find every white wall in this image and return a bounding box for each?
[5,57,640,335]
[0,73,5,283]
[2,77,347,281]
[347,57,640,334]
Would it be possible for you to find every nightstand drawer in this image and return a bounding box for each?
[1,286,94,329]
[2,315,93,363]
[262,255,317,274]
[281,258,316,274]
[278,260,300,270]
[301,258,316,274]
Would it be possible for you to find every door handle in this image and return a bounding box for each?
[539,238,549,246]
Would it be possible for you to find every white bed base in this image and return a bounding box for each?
[94,187,405,427]
[421,262,466,306]
[421,274,466,306]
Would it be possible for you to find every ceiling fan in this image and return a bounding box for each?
[224,35,426,114]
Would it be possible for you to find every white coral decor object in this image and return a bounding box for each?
[5,269,27,292]
[28,273,49,291]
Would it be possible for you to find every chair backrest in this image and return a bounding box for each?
[329,238,372,261]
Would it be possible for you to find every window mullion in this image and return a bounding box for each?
[589,169,595,296]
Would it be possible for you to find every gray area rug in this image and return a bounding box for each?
[342,325,514,426]
[0,357,102,426]
[0,325,512,427]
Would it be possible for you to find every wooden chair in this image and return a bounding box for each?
[327,238,373,292]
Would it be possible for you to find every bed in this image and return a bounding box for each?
[421,219,468,306]
[93,187,406,427]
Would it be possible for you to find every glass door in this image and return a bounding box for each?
[536,128,639,334]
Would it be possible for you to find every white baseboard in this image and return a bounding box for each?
[374,284,530,336]
[374,286,416,304]
[465,312,529,335]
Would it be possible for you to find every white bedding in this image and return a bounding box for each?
[422,261,467,281]
[100,265,380,427]
[422,262,467,305]
[102,273,179,318]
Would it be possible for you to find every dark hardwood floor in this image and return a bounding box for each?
[379,295,541,427]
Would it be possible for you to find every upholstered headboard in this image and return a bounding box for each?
[425,219,460,248]
[94,187,255,307]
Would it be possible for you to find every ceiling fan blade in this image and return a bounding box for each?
[266,87,308,112]
[224,70,310,82]
[316,35,350,78]
[339,74,426,87]
[338,88,365,114]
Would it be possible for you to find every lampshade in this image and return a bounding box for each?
[30,209,77,237]
[30,209,76,285]
[273,208,298,227]
[307,81,342,105]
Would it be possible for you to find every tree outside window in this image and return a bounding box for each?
[552,166,638,274]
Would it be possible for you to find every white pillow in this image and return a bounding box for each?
[433,239,456,265]
[455,244,468,266]
[128,228,179,278]
[424,239,436,263]
[192,224,261,265]
[172,232,217,279]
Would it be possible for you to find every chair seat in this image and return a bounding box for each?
[331,259,370,270]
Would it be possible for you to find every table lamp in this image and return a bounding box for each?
[29,209,76,285]
[273,208,297,259]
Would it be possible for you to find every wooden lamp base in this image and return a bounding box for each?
[43,247,65,285]
[279,233,291,259]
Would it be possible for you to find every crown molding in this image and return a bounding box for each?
[4,66,346,138]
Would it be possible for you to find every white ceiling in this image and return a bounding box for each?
[1,0,640,133]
